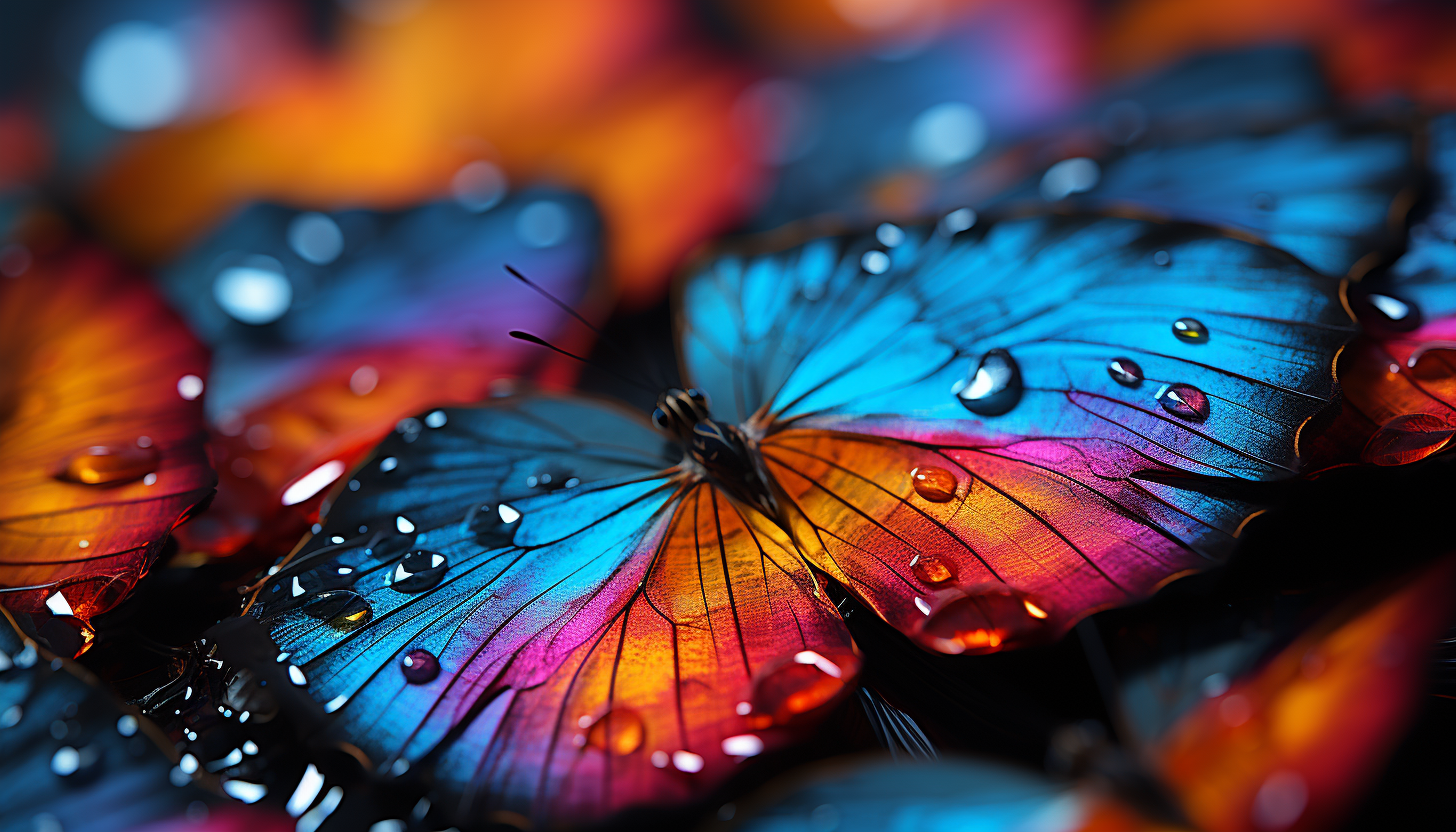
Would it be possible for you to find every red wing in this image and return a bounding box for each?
[1155,555,1456,832]
[762,427,1237,654]
[0,245,212,629]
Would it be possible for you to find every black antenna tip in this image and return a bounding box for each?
[508,330,547,345]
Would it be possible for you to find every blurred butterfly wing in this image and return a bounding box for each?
[0,247,212,626]
[1155,555,1456,832]
[160,192,599,555]
[681,214,1353,649]
[255,395,856,826]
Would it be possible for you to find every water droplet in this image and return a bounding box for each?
[57,445,159,485]
[303,591,373,631]
[1172,318,1207,343]
[400,649,440,684]
[749,651,860,726]
[389,551,448,593]
[1157,384,1210,421]
[909,554,957,585]
[498,504,521,524]
[952,349,1021,416]
[1107,357,1144,386]
[909,466,957,502]
[1359,292,1421,331]
[1152,250,1171,267]
[913,584,1051,655]
[585,708,645,755]
[1362,413,1456,466]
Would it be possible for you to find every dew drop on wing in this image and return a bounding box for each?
[952,349,1022,416]
[389,551,448,593]
[913,584,1052,655]
[1361,413,1456,466]
[1172,318,1208,344]
[1157,384,1210,421]
[585,708,645,755]
[909,554,957,585]
[909,466,957,502]
[400,649,440,684]
[748,651,861,727]
[57,444,160,485]
[302,591,374,632]
[1107,357,1144,386]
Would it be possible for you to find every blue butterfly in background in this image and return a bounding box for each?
[213,202,1354,827]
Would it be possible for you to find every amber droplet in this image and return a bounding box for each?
[750,651,861,726]
[1361,413,1456,466]
[909,555,957,585]
[303,591,373,632]
[585,708,645,756]
[910,467,957,502]
[58,445,159,485]
[1171,318,1208,344]
[913,584,1051,655]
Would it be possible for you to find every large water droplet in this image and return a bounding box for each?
[57,445,159,485]
[749,651,860,726]
[909,554,957,585]
[1361,413,1456,466]
[1172,318,1208,344]
[1358,292,1422,332]
[303,591,373,632]
[400,649,440,684]
[1107,358,1143,386]
[389,551,447,593]
[1157,384,1210,421]
[909,466,957,502]
[913,584,1051,655]
[952,349,1022,416]
[585,708,645,755]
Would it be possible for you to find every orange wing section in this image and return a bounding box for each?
[1155,556,1456,832]
[761,429,1226,656]
[0,245,212,628]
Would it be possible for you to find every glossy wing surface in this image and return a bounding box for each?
[252,395,856,826]
[0,247,212,625]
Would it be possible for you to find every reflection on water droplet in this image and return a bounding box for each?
[303,591,373,632]
[913,584,1051,655]
[1157,384,1210,421]
[749,651,860,726]
[909,554,956,585]
[1361,413,1456,466]
[585,708,645,755]
[400,649,440,684]
[909,466,957,502]
[1107,357,1143,386]
[952,349,1021,416]
[390,551,448,593]
[860,250,890,274]
[1172,318,1207,343]
[57,445,159,485]
[1362,292,1421,331]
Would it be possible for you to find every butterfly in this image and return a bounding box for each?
[238,207,1353,826]
[1298,113,1456,469]
[156,191,599,557]
[722,554,1456,832]
[0,239,213,644]
[0,607,292,832]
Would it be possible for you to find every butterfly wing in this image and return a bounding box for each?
[681,213,1353,651]
[0,246,212,629]
[250,395,856,826]
[158,192,599,556]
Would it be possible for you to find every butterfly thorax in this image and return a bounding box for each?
[653,388,778,516]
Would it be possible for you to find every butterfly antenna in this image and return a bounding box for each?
[503,264,668,390]
[508,330,660,395]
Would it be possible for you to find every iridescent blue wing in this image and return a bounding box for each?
[681,212,1353,652]
[247,395,856,827]
[156,190,600,556]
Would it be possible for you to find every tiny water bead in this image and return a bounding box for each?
[1157,384,1211,422]
[913,585,1053,655]
[909,467,957,502]
[584,708,645,755]
[748,651,860,727]
[1107,357,1144,386]
[57,444,159,485]
[400,649,440,684]
[909,554,956,585]
[390,551,448,593]
[1172,317,1208,343]
[952,349,1022,416]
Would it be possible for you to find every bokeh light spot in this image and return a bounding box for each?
[516,200,571,248]
[908,103,987,168]
[287,213,344,265]
[213,261,292,324]
[80,22,190,130]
